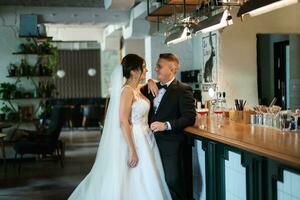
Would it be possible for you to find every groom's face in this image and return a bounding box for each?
[155,58,176,83]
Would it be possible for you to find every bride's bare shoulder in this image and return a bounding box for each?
[120,85,135,99]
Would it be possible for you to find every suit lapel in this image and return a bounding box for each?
[147,85,156,119]
[155,79,178,116]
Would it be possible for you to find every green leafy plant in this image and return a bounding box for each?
[38,102,52,120]
[0,82,17,99]
[44,81,56,98]
[7,63,18,77]
[19,43,36,53]
[18,40,56,55]
[1,103,13,113]
[47,48,58,69]
[19,59,32,77]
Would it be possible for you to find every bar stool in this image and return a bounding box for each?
[0,133,7,174]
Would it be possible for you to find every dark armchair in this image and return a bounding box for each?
[13,106,65,174]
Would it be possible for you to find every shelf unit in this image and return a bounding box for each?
[1,35,57,125]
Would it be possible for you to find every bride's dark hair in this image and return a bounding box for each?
[121,54,145,79]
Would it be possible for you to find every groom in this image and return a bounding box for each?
[141,53,196,200]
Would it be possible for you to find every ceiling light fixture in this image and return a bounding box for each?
[164,26,192,45]
[237,0,299,17]
[193,10,233,34]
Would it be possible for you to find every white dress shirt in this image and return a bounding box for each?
[153,77,175,130]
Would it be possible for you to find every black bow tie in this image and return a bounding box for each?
[158,83,168,90]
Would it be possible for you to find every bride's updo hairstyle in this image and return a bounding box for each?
[121,54,145,79]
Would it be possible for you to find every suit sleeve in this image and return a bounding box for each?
[169,86,196,132]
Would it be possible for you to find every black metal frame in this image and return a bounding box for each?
[146,0,189,31]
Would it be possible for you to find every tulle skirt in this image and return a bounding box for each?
[68,124,172,200]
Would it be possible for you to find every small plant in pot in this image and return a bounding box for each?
[0,113,5,121]
[38,102,52,121]
[38,41,56,55]
[19,59,32,77]
[19,43,37,53]
[44,81,56,98]
[7,63,18,77]
[0,103,13,121]
[0,82,17,100]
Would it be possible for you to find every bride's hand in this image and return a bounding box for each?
[128,150,139,168]
[147,79,159,97]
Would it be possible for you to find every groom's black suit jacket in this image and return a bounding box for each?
[141,79,196,200]
[140,79,196,140]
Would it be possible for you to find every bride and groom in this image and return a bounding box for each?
[69,53,196,200]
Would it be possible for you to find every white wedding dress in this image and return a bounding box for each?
[68,66,172,200]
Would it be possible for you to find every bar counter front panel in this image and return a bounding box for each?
[185,119,300,200]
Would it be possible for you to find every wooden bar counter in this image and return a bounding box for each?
[185,119,300,168]
[184,119,300,200]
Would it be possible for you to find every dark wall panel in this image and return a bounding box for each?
[55,49,101,99]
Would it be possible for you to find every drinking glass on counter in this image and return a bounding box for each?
[196,108,209,129]
[252,105,300,131]
[253,105,281,127]
[213,104,224,128]
[279,111,292,131]
[273,109,299,131]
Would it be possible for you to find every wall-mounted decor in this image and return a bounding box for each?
[202,33,218,92]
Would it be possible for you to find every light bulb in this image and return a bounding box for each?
[88,68,97,77]
[56,70,65,78]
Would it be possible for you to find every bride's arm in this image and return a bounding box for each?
[119,87,138,168]
[139,79,159,97]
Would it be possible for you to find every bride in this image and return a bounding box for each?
[68,54,172,200]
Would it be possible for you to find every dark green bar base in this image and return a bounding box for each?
[186,133,300,200]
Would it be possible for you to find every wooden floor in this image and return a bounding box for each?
[0,130,101,200]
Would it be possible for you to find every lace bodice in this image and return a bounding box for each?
[122,85,150,126]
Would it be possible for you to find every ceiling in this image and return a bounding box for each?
[0,0,105,7]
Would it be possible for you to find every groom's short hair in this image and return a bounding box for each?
[159,53,180,69]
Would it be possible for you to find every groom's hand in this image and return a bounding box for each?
[150,122,167,132]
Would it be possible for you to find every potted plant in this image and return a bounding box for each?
[19,43,37,53]
[38,41,56,55]
[0,82,17,100]
[38,102,52,120]
[7,63,18,77]
[19,59,29,76]
[44,81,56,98]
[0,113,5,121]
[0,103,13,121]
[46,44,57,72]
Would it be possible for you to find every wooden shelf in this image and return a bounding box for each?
[2,98,52,101]
[6,76,52,78]
[13,52,54,56]
[147,4,198,22]
[2,119,38,124]
[146,0,213,22]
[146,15,168,23]
[19,35,53,40]
[152,4,197,16]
